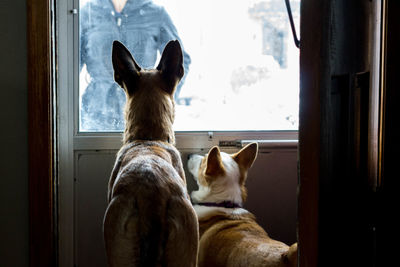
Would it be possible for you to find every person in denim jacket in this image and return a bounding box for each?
[80,0,191,131]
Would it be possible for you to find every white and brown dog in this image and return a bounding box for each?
[103,40,198,267]
[188,143,297,267]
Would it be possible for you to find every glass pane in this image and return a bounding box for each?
[79,0,300,132]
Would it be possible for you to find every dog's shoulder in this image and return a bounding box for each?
[108,140,188,201]
[107,142,139,202]
[195,205,261,236]
[195,205,252,220]
[117,140,181,164]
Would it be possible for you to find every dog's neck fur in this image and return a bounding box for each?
[122,77,176,145]
[193,204,249,221]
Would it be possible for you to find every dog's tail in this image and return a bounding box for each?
[282,242,298,267]
[104,194,166,267]
[136,192,167,267]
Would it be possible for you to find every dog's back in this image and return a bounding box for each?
[104,141,198,267]
[198,210,297,267]
[103,41,198,267]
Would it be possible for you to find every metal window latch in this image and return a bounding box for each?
[70,9,78,15]
[284,0,300,48]
[208,132,213,141]
[219,140,241,148]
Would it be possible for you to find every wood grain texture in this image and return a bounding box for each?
[298,0,327,266]
[299,1,374,266]
[378,1,400,266]
[27,0,55,266]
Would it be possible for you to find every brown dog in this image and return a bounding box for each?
[188,143,297,267]
[103,40,198,267]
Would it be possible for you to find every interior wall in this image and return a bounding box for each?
[0,0,29,266]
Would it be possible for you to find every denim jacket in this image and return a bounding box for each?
[80,0,191,131]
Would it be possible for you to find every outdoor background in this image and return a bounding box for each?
[80,0,301,131]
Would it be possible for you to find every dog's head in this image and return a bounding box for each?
[112,40,184,143]
[188,143,258,206]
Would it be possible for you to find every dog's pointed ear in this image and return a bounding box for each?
[205,146,225,177]
[156,40,184,95]
[232,143,258,171]
[112,40,141,94]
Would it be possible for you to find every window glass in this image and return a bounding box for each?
[79,0,300,132]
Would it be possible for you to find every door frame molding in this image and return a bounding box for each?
[28,0,303,265]
[27,0,56,266]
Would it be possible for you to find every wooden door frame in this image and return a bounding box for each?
[298,0,324,265]
[25,0,337,266]
[378,0,400,264]
[27,0,56,266]
[298,1,387,266]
